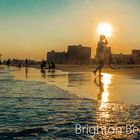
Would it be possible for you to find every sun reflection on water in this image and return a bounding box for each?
[101,73,112,103]
[95,73,112,118]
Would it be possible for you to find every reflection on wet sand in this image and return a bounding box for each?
[25,67,28,78]
[40,68,46,79]
[11,67,140,104]
[68,73,90,86]
[1,67,140,139]
[94,73,112,118]
[94,73,140,139]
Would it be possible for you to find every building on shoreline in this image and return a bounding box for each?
[47,44,91,64]
[67,45,91,64]
[112,50,140,64]
[112,53,132,64]
[132,50,140,64]
[3,59,37,66]
[47,46,140,65]
[47,51,66,64]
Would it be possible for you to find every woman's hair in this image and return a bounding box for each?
[100,35,108,44]
[100,35,106,40]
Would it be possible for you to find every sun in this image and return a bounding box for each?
[97,23,113,37]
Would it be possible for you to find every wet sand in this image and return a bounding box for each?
[11,66,140,105]
[56,64,140,72]
[0,65,140,139]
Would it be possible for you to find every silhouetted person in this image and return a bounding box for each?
[46,62,53,69]
[7,59,11,68]
[40,60,46,69]
[18,62,22,69]
[25,59,28,67]
[93,35,108,77]
[51,62,55,69]
[48,62,51,69]
[40,68,46,78]
[47,62,55,72]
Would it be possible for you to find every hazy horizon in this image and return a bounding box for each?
[0,0,140,60]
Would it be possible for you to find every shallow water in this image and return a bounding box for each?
[0,66,140,139]
[11,67,140,105]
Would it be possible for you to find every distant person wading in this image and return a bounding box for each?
[93,35,108,77]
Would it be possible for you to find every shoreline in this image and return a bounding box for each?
[5,65,140,105]
[2,64,140,72]
[56,64,140,72]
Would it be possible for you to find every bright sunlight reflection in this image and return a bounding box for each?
[97,23,113,37]
[99,73,112,117]
[101,73,112,103]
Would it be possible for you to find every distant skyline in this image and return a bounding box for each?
[0,0,140,60]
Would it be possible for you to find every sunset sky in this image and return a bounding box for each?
[0,0,140,60]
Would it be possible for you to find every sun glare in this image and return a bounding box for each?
[97,23,113,37]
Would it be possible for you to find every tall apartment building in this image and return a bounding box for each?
[47,45,91,64]
[67,45,91,64]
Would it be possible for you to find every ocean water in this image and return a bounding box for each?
[0,66,140,140]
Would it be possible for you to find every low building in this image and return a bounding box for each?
[112,53,133,64]
[132,50,140,64]
[47,45,91,64]
[67,44,91,64]
[47,50,66,64]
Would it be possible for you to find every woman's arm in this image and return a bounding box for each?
[102,37,108,45]
[104,37,108,44]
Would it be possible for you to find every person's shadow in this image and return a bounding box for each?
[94,76,104,101]
[40,68,46,78]
[25,67,28,78]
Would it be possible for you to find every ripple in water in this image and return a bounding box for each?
[0,68,140,139]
